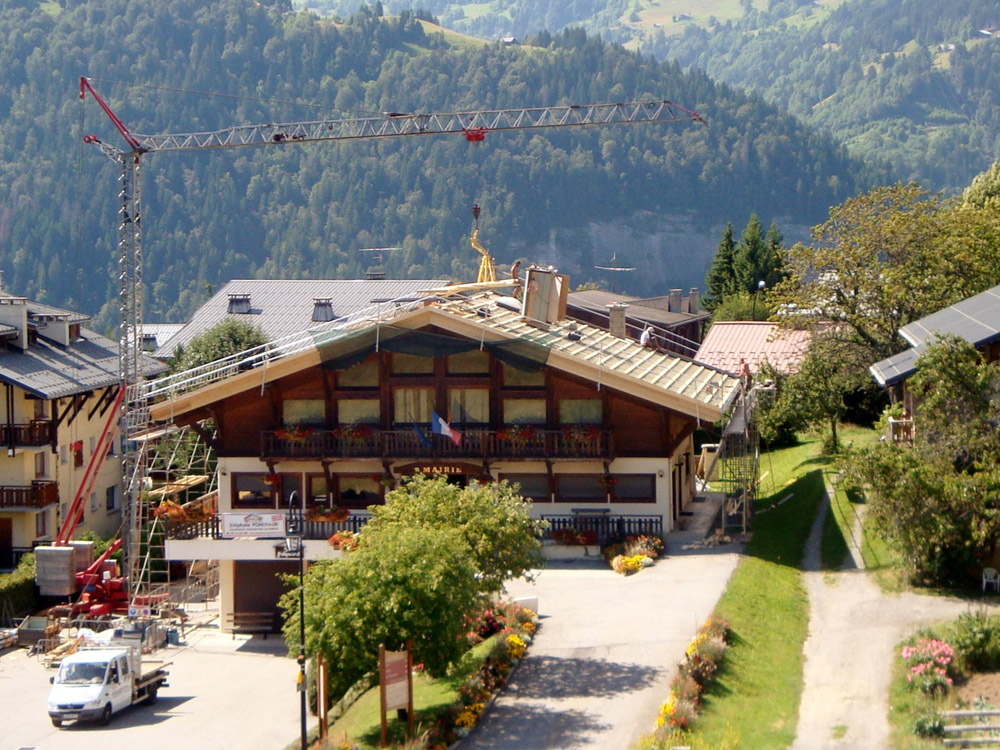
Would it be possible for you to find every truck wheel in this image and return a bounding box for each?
[144,686,158,705]
[100,703,112,726]
[51,717,62,728]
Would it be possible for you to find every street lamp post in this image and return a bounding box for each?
[282,491,307,750]
[752,279,766,320]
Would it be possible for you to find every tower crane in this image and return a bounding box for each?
[79,76,705,611]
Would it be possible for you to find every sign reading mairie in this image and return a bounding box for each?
[394,462,483,477]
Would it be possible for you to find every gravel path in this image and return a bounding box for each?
[791,485,992,750]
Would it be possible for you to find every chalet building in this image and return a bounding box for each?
[0,292,166,570]
[870,283,1000,441]
[148,274,740,629]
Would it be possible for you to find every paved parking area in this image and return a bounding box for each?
[463,538,742,750]
[0,622,301,750]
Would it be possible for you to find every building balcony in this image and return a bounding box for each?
[259,427,613,462]
[1,421,54,448]
[0,480,58,510]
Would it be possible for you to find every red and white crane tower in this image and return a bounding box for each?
[79,76,704,610]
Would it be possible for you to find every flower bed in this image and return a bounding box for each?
[423,602,539,748]
[602,534,664,576]
[653,615,731,736]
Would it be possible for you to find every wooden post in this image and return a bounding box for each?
[405,639,414,739]
[379,643,388,747]
[316,652,328,740]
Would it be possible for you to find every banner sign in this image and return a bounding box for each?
[221,512,285,538]
[380,642,414,743]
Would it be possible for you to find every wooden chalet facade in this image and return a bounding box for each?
[149,287,740,629]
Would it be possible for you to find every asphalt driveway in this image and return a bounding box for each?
[0,620,300,750]
[463,540,742,750]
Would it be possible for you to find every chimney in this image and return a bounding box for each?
[668,288,683,313]
[227,293,251,314]
[688,288,700,313]
[606,303,628,338]
[312,298,335,322]
[0,294,29,350]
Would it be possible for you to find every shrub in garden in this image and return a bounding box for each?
[901,638,959,695]
[656,695,698,730]
[912,710,945,738]
[669,669,702,704]
[625,534,664,559]
[700,615,731,643]
[611,554,647,575]
[953,609,1000,671]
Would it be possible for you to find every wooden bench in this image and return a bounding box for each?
[224,611,276,639]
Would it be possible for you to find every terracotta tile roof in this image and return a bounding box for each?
[694,322,811,376]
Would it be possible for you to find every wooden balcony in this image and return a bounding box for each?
[260,428,613,461]
[0,421,53,447]
[0,480,58,509]
[542,513,663,545]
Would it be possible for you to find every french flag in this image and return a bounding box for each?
[431,411,462,446]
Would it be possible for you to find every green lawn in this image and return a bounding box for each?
[324,637,495,748]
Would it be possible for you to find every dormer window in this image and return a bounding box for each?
[312,298,335,322]
[227,293,252,314]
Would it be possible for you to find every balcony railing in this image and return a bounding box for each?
[260,428,613,461]
[0,422,53,447]
[165,513,370,541]
[0,481,58,509]
[541,513,663,545]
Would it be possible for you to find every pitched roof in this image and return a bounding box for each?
[694,322,811,376]
[154,278,449,359]
[567,289,708,329]
[870,284,1000,387]
[0,329,166,399]
[148,291,740,424]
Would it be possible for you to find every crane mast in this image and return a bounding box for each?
[79,76,704,612]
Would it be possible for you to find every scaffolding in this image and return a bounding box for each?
[716,376,760,536]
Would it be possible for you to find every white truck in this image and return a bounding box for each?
[47,645,170,727]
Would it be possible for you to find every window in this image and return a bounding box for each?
[232,474,276,509]
[72,441,84,468]
[307,475,330,508]
[35,510,47,537]
[34,451,46,479]
[338,475,381,509]
[338,399,380,425]
[60,445,67,465]
[613,474,656,503]
[89,436,96,454]
[283,399,325,426]
[503,399,546,425]
[447,350,489,374]
[33,399,47,420]
[447,388,489,424]
[502,364,545,387]
[106,485,118,512]
[338,359,379,387]
[393,387,434,424]
[556,475,605,502]
[391,353,433,374]
[559,399,602,424]
[499,473,549,502]
[90,492,97,513]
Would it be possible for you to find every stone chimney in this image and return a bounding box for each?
[668,288,683,313]
[688,288,700,313]
[606,303,628,338]
[227,293,251,314]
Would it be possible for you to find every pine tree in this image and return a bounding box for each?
[705,222,737,311]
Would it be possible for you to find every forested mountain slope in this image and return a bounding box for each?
[1,0,872,331]
[639,0,1000,192]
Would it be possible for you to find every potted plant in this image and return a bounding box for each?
[497,424,536,449]
[306,505,350,523]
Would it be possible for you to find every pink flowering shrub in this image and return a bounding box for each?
[901,638,959,695]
